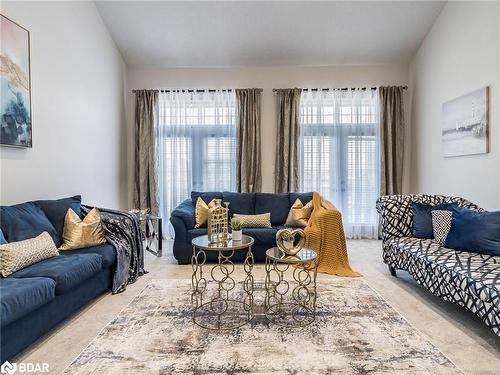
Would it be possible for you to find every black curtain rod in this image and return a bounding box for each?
[272,86,408,92]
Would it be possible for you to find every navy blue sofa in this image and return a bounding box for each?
[170,191,313,264]
[0,196,117,362]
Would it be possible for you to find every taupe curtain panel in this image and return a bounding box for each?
[379,86,406,196]
[275,88,302,192]
[235,88,263,192]
[133,90,160,215]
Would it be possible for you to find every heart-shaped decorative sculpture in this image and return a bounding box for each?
[276,228,306,256]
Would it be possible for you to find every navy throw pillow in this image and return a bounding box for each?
[254,193,290,226]
[33,195,82,247]
[222,192,256,217]
[0,202,58,243]
[190,191,223,205]
[412,202,458,239]
[445,207,500,256]
[289,192,313,206]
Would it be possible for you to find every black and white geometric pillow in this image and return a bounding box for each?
[432,210,453,244]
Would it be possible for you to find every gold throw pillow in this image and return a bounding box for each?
[59,208,106,250]
[233,213,272,228]
[194,197,218,228]
[285,199,314,227]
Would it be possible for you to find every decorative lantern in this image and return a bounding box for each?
[207,200,230,243]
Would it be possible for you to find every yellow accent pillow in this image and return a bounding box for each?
[59,208,106,250]
[194,197,218,228]
[233,213,272,228]
[285,198,314,227]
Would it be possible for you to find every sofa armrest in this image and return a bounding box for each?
[376,195,415,242]
[170,199,195,230]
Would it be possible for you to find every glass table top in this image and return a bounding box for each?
[191,234,254,251]
[266,247,318,264]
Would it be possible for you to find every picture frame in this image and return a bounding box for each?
[442,87,489,158]
[1,14,32,148]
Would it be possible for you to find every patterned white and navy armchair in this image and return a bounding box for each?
[376,195,500,337]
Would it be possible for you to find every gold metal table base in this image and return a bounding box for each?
[264,256,318,328]
[191,245,254,331]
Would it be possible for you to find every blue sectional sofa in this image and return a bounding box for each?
[170,191,313,264]
[0,196,117,362]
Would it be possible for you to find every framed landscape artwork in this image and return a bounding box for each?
[442,87,489,158]
[1,14,32,148]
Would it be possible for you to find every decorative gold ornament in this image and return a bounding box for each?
[207,199,230,243]
[275,228,305,256]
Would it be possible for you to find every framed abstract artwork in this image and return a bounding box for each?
[1,14,32,148]
[442,87,489,158]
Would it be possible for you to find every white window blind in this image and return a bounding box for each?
[299,89,380,239]
[158,90,237,235]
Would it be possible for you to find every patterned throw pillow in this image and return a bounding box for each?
[0,231,59,277]
[233,213,272,228]
[432,210,453,244]
[285,199,313,227]
[59,208,106,250]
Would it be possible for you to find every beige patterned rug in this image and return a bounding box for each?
[64,278,461,374]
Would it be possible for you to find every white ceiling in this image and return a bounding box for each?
[95,1,445,68]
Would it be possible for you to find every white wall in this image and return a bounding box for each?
[127,64,409,205]
[0,1,128,208]
[409,2,500,210]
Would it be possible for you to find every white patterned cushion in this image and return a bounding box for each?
[0,232,59,277]
[432,210,453,244]
[233,213,272,228]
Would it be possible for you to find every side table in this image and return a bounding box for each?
[264,247,318,327]
[132,212,163,257]
[191,234,255,330]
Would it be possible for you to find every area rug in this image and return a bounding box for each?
[64,278,461,374]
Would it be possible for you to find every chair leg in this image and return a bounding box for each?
[389,266,397,277]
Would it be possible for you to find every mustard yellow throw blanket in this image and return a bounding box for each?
[304,192,361,277]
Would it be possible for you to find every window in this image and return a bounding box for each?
[299,89,380,239]
[158,90,236,232]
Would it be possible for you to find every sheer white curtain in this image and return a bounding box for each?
[299,88,380,239]
[158,90,237,236]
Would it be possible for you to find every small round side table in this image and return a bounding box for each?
[264,247,318,327]
[191,234,255,331]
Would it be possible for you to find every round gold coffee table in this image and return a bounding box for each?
[191,234,254,330]
[264,247,318,327]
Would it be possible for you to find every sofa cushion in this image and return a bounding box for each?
[191,191,223,205]
[386,237,500,308]
[242,228,277,245]
[255,193,290,225]
[223,192,255,217]
[65,244,116,269]
[33,195,82,247]
[445,207,500,256]
[0,277,56,327]
[9,253,102,295]
[289,192,313,206]
[187,228,208,243]
[0,202,58,243]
